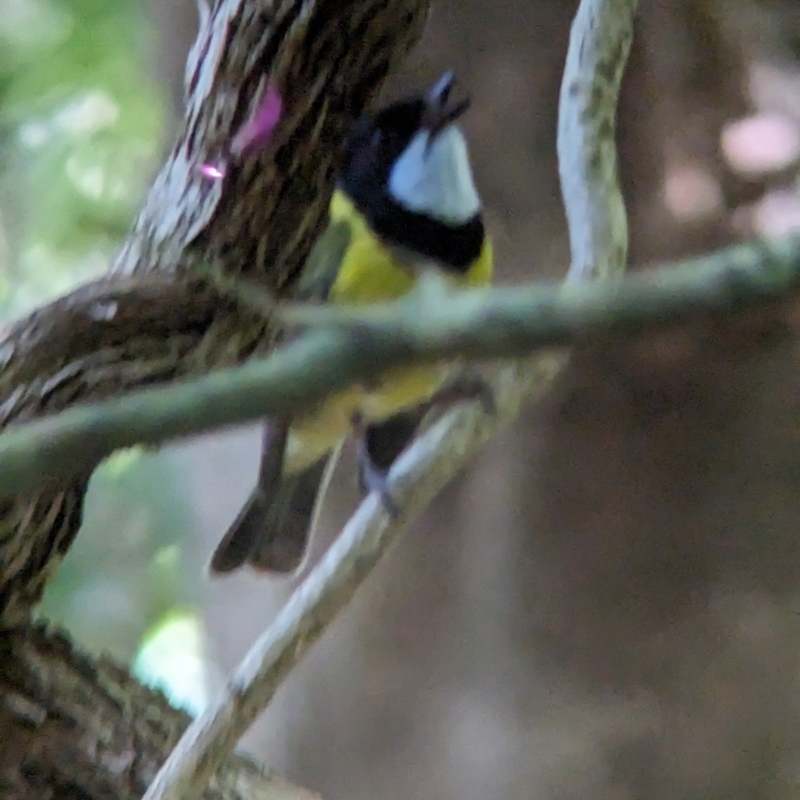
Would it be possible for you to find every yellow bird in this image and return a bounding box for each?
[210,71,493,574]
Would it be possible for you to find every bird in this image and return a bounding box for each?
[209,70,493,575]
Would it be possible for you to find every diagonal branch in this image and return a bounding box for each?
[0,235,797,501]
[113,0,430,287]
[0,0,430,624]
[140,1,640,800]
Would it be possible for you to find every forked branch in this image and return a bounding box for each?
[139,1,640,800]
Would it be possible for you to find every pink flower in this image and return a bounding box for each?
[198,81,283,182]
[230,82,283,157]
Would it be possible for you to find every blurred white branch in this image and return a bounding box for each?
[140,1,639,800]
[558,0,637,282]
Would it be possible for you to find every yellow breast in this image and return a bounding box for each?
[326,191,493,302]
[285,191,493,474]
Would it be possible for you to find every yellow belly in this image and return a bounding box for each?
[285,363,448,473]
[284,190,493,474]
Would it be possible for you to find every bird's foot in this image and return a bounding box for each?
[351,412,400,518]
[423,371,496,416]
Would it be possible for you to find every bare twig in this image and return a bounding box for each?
[1,236,798,501]
[140,1,639,800]
[558,0,637,282]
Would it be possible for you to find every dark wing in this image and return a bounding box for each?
[209,218,352,575]
[209,421,290,573]
[293,217,352,301]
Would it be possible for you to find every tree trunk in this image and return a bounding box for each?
[0,626,318,800]
[0,0,429,796]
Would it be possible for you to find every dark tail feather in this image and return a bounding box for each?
[208,487,272,574]
[247,457,330,572]
[209,457,330,575]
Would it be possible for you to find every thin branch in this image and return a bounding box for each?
[558,0,637,282]
[143,354,566,800]
[141,1,639,800]
[0,236,797,501]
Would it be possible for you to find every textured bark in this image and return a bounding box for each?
[0,0,429,624]
[0,0,429,797]
[0,626,319,800]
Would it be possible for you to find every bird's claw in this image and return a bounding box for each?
[424,372,496,416]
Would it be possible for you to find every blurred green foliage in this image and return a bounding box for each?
[1,0,202,683]
[133,607,208,715]
[0,0,166,312]
[39,448,193,661]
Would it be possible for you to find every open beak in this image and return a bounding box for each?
[423,70,471,145]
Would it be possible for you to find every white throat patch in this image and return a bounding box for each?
[388,126,481,225]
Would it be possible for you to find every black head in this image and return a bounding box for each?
[338,71,484,270]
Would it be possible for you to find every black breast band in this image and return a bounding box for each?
[339,179,484,272]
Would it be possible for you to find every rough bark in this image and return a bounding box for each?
[0,0,428,624]
[0,0,429,797]
[0,626,319,800]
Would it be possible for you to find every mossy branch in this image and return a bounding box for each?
[0,236,795,503]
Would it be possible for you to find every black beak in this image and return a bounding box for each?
[423,70,471,145]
